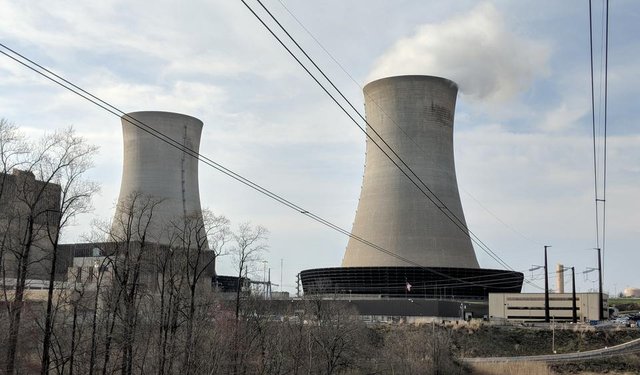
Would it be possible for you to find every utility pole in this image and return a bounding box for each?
[571,267,577,323]
[597,247,603,321]
[268,268,271,300]
[552,316,556,354]
[544,245,551,323]
[280,258,283,292]
[262,260,267,298]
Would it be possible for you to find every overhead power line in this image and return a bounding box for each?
[588,0,609,282]
[589,0,599,251]
[241,0,545,292]
[242,0,516,274]
[277,0,544,255]
[601,0,609,280]
[0,42,530,291]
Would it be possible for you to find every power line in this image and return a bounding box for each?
[262,1,551,294]
[242,0,543,292]
[602,0,609,282]
[275,0,544,254]
[462,190,543,247]
[0,42,532,291]
[242,0,516,274]
[588,0,600,251]
[587,0,609,283]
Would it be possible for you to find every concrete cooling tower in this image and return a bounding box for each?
[300,75,523,299]
[342,75,479,269]
[112,111,207,246]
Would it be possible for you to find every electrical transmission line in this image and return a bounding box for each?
[240,0,543,291]
[243,0,511,269]
[588,0,609,281]
[0,42,528,290]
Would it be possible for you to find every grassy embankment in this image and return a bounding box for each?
[470,355,640,375]
[471,361,554,375]
[447,321,640,374]
[451,322,640,358]
[610,298,640,313]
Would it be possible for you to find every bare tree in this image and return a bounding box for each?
[152,231,184,375]
[306,298,366,375]
[40,127,99,375]
[79,193,163,375]
[377,324,461,375]
[0,119,27,306]
[230,222,267,375]
[0,118,28,198]
[111,193,161,375]
[86,245,116,375]
[0,119,28,351]
[280,307,311,374]
[175,210,230,374]
[231,222,268,321]
[1,125,97,375]
[45,264,96,375]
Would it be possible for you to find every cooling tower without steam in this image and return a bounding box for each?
[112,111,207,246]
[341,75,479,269]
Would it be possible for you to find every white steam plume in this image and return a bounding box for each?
[367,3,550,102]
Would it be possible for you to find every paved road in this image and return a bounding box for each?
[462,337,640,363]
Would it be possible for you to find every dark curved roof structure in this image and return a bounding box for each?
[301,267,523,299]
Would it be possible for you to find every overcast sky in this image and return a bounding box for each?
[1,1,638,295]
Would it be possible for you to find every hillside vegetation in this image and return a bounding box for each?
[610,298,640,313]
[448,323,640,357]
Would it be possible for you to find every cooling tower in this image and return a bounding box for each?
[301,75,523,299]
[341,75,479,269]
[112,111,207,246]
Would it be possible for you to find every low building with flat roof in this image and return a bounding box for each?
[489,293,609,323]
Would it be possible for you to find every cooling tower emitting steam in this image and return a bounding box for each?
[112,111,207,247]
[302,75,522,298]
[341,75,479,269]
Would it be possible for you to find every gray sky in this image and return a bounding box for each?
[1,0,638,295]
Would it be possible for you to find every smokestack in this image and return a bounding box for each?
[112,111,206,246]
[341,75,479,268]
[556,263,565,294]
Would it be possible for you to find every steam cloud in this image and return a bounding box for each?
[367,3,550,102]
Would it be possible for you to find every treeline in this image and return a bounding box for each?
[0,119,464,375]
[2,291,464,375]
[0,119,99,375]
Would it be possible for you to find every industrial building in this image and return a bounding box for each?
[0,169,61,280]
[300,266,522,300]
[489,293,609,323]
[301,75,523,303]
[623,288,640,298]
[59,241,216,290]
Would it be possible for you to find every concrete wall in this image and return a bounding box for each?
[342,75,478,268]
[112,111,207,247]
[218,297,487,320]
